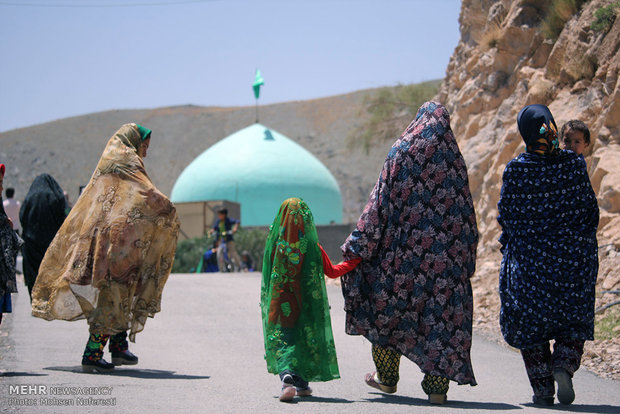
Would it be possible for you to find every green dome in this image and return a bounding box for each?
[171,124,342,226]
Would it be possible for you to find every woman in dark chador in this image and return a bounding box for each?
[19,173,67,299]
[341,101,478,404]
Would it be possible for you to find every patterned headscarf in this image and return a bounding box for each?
[517,104,560,156]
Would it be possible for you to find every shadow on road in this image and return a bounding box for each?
[522,402,620,413]
[364,392,521,410]
[294,396,354,404]
[0,372,48,377]
[44,366,210,380]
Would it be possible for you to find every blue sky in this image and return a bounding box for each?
[0,0,461,132]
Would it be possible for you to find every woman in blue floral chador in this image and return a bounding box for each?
[498,104,599,406]
[341,101,478,404]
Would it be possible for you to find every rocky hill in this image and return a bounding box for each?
[439,0,620,378]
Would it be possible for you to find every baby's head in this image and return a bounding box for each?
[560,120,590,155]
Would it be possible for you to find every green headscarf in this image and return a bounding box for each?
[135,124,152,142]
[261,198,340,382]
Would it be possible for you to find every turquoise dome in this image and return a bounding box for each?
[171,123,342,226]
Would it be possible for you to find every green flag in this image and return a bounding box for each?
[253,69,264,99]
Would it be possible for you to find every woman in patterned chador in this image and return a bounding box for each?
[498,104,599,406]
[0,164,23,327]
[341,101,478,404]
[31,124,180,373]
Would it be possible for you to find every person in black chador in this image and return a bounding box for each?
[19,174,67,299]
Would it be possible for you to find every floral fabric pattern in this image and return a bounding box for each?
[31,124,180,341]
[341,101,478,385]
[1,196,23,303]
[261,198,339,382]
[498,151,598,349]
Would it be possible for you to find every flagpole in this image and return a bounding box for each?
[255,99,259,123]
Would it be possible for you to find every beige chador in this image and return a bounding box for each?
[32,124,180,341]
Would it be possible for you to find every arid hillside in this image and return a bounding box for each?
[0,89,395,225]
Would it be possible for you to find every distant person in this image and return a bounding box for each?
[19,174,67,299]
[0,164,23,327]
[560,119,591,156]
[262,197,360,402]
[30,124,179,373]
[63,190,73,215]
[197,240,219,273]
[240,250,253,272]
[498,105,599,406]
[340,102,478,404]
[209,208,241,272]
[3,187,21,234]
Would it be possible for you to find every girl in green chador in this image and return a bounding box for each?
[261,197,359,402]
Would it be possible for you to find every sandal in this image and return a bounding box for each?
[428,393,447,404]
[365,372,397,394]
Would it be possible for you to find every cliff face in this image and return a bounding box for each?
[439,0,620,377]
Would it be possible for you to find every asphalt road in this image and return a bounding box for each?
[1,272,619,413]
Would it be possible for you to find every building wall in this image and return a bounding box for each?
[316,223,356,261]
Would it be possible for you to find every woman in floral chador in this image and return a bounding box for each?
[261,197,359,402]
[31,124,180,373]
[498,104,599,406]
[341,101,478,404]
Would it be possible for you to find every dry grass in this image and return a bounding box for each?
[479,23,503,51]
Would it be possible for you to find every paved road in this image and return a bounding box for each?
[1,273,619,413]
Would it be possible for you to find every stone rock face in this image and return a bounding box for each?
[439,0,620,378]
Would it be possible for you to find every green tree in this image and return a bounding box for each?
[172,227,269,273]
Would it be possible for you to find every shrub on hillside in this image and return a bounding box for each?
[591,2,619,32]
[348,80,441,153]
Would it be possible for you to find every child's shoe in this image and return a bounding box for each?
[279,385,296,402]
[279,374,296,402]
[296,386,312,397]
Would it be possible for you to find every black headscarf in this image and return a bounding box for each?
[19,174,66,295]
[517,104,560,156]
